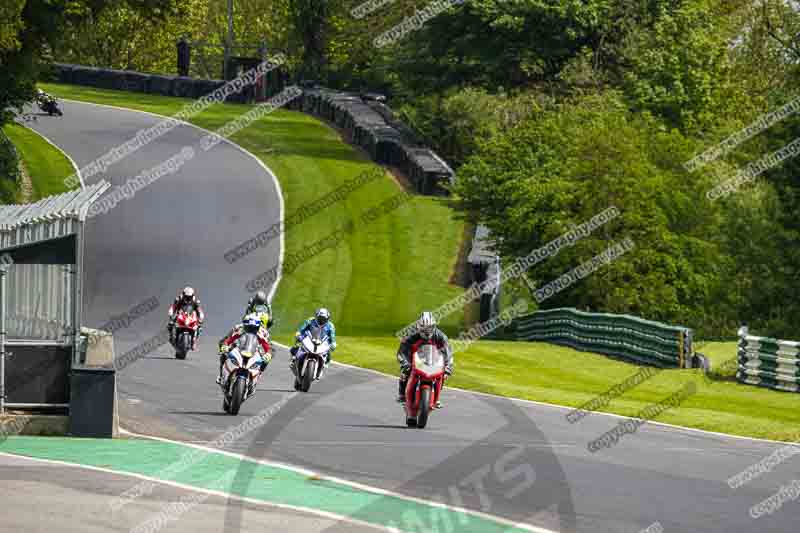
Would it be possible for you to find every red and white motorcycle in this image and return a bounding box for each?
[172,305,200,360]
[404,344,446,429]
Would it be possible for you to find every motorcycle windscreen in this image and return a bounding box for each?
[414,344,444,375]
[237,332,260,356]
[309,324,327,342]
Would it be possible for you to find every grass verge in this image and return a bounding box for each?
[2,122,74,202]
[318,336,800,442]
[45,83,800,443]
[41,83,466,336]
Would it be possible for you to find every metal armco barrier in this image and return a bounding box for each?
[513,308,694,368]
[737,326,800,393]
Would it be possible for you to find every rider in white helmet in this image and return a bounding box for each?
[396,311,453,408]
[167,286,205,348]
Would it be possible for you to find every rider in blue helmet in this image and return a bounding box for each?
[290,308,337,373]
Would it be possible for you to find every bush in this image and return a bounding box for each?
[0,129,20,203]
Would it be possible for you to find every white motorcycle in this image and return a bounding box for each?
[221,332,268,415]
[292,324,330,392]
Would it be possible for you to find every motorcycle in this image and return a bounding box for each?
[404,344,445,429]
[221,332,268,415]
[38,96,63,117]
[172,305,199,360]
[292,324,330,392]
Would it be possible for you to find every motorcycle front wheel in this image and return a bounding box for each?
[229,377,246,415]
[417,386,431,429]
[301,359,316,392]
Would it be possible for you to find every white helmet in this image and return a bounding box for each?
[417,311,436,339]
[315,307,331,326]
[181,286,195,301]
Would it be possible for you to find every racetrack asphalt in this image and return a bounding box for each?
[16,101,800,533]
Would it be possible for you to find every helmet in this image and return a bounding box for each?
[242,313,261,334]
[315,308,330,326]
[253,290,268,306]
[417,311,436,339]
[181,286,195,302]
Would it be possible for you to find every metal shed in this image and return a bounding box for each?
[0,181,110,413]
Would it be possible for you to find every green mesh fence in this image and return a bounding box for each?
[513,308,694,368]
[737,327,800,393]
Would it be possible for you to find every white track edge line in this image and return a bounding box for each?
[53,95,555,531]
[118,427,555,533]
[55,96,786,447]
[58,97,285,300]
[324,358,794,448]
[0,451,396,533]
[16,119,84,188]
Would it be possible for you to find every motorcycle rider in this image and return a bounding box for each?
[244,290,274,328]
[217,312,272,387]
[290,308,337,375]
[396,311,453,408]
[167,287,205,350]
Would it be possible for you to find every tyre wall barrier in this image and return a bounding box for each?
[513,308,695,368]
[50,63,250,103]
[48,65,455,196]
[737,326,800,393]
[293,88,454,196]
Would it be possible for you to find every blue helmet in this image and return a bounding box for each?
[242,313,261,334]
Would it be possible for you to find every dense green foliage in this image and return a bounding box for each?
[0,129,20,203]
[24,0,800,338]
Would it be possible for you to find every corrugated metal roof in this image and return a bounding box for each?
[0,181,110,249]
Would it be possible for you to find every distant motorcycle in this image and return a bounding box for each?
[403,344,445,429]
[37,96,63,117]
[171,305,199,360]
[292,324,330,392]
[221,332,267,415]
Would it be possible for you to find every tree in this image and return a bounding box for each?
[452,92,729,332]
[0,0,173,127]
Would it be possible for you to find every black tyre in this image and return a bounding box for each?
[406,417,417,427]
[175,332,190,360]
[417,387,431,429]
[301,359,316,392]
[229,377,246,415]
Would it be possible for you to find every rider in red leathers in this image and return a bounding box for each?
[397,311,453,409]
[167,286,205,349]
